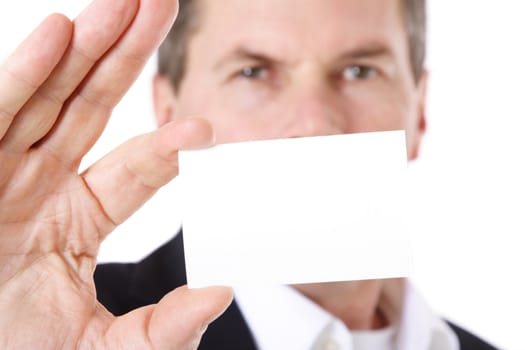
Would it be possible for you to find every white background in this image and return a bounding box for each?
[1,1,524,349]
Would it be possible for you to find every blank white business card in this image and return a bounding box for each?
[178,131,410,288]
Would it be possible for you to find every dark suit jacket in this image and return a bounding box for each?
[95,232,498,350]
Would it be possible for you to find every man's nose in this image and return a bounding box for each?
[283,80,347,138]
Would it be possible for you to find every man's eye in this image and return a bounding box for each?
[239,66,268,79]
[342,65,376,81]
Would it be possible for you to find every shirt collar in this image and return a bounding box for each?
[234,285,333,350]
[396,282,460,350]
[234,281,459,350]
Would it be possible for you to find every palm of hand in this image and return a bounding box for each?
[0,151,114,348]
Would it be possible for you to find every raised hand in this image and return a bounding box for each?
[0,0,232,348]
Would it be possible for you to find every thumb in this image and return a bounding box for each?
[149,286,233,349]
[104,286,233,349]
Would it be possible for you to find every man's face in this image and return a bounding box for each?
[156,0,427,159]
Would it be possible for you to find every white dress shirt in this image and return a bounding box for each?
[233,282,459,350]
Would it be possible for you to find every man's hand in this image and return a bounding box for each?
[0,0,232,348]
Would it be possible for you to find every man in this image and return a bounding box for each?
[0,0,495,349]
[96,0,497,349]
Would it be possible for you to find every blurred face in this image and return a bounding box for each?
[155,0,427,159]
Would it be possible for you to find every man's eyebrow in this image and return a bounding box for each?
[213,47,281,71]
[213,44,393,71]
[336,43,393,61]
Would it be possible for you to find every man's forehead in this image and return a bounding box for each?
[194,0,407,61]
[197,0,404,30]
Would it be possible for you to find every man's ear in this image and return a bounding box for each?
[409,69,428,161]
[152,74,177,128]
